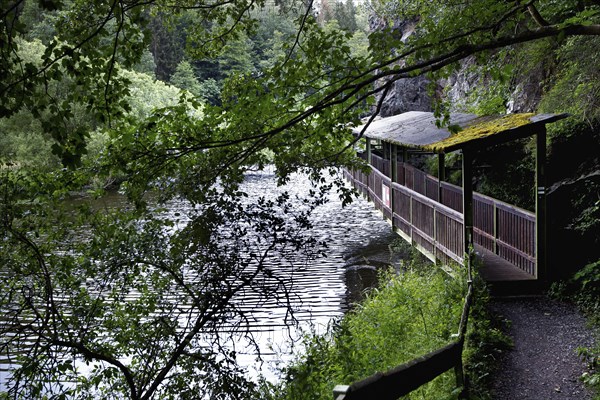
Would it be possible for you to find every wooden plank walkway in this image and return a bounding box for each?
[344,165,540,285]
[475,245,536,282]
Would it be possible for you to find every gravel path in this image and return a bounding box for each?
[490,297,596,400]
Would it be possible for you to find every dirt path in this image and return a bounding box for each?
[490,297,596,400]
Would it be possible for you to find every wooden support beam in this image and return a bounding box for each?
[535,126,547,281]
[462,150,474,268]
[390,144,397,217]
[438,153,445,203]
[403,147,409,188]
[366,138,372,165]
[391,144,398,182]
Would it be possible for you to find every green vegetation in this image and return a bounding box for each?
[424,113,535,153]
[549,260,600,395]
[269,265,465,399]
[261,248,510,400]
[1,0,600,398]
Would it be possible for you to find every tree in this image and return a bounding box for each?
[2,0,600,398]
[169,60,203,96]
[217,33,256,78]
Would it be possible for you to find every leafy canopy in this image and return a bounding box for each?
[2,0,600,398]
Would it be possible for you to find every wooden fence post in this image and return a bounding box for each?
[462,150,474,265]
[438,153,445,203]
[333,385,349,400]
[535,126,547,281]
[493,202,498,255]
[454,354,466,399]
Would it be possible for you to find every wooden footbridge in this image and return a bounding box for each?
[344,111,568,285]
[335,111,568,399]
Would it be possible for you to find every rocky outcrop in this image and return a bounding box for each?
[370,16,434,117]
[370,18,544,116]
[379,75,433,117]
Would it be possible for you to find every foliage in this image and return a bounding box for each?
[540,35,600,126]
[573,198,600,239]
[2,0,600,397]
[170,60,204,97]
[123,69,185,120]
[269,258,467,400]
[0,107,59,169]
[564,260,600,320]
[462,270,513,400]
[0,167,333,399]
[549,260,600,396]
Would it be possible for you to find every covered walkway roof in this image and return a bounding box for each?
[353,111,568,153]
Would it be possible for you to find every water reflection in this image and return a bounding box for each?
[1,169,402,388]
[236,170,401,378]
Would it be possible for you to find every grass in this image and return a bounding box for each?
[259,243,511,400]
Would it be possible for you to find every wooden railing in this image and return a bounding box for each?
[333,277,474,400]
[345,153,536,275]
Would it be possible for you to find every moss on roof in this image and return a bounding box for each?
[424,113,535,152]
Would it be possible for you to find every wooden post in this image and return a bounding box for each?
[366,138,373,199]
[493,203,498,255]
[333,385,349,400]
[390,144,397,225]
[409,194,414,242]
[438,153,445,203]
[392,144,398,183]
[535,126,547,281]
[454,355,466,399]
[403,147,409,186]
[462,150,474,267]
[433,208,438,260]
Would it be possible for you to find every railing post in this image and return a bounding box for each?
[403,147,409,186]
[454,356,466,399]
[462,150,474,268]
[390,145,397,224]
[409,194,414,242]
[438,153,445,203]
[333,385,349,400]
[493,202,498,255]
[535,125,547,281]
[423,166,428,197]
[391,144,398,183]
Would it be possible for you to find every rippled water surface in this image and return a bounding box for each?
[234,171,399,377]
[1,169,401,387]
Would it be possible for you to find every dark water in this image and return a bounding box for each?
[0,169,400,385]
[226,170,401,378]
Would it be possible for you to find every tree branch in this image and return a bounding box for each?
[50,339,139,399]
[528,4,550,27]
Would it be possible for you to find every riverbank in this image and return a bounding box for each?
[261,251,476,399]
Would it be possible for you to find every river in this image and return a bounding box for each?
[230,170,401,378]
[0,169,401,389]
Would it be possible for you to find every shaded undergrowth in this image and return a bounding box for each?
[260,244,511,399]
[549,259,600,397]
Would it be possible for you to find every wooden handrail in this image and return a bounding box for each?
[334,342,463,400]
[349,154,536,275]
[333,280,474,400]
[369,152,534,219]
